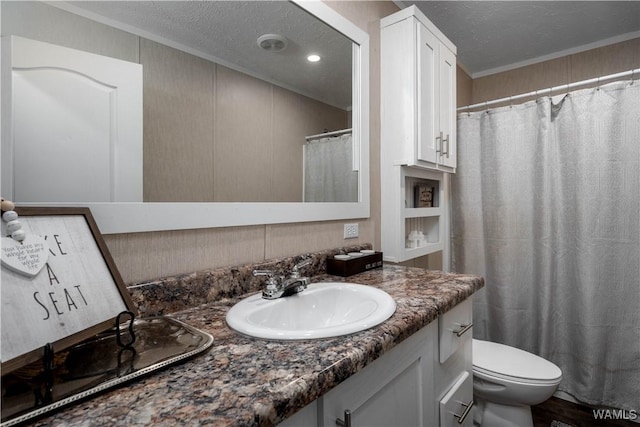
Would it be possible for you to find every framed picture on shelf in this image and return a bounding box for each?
[414,184,434,208]
[1,207,136,373]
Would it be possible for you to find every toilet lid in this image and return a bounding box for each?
[473,339,562,383]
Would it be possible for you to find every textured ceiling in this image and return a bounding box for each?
[400,1,640,77]
[62,1,353,109]
[55,1,640,94]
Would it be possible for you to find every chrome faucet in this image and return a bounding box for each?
[253,259,312,300]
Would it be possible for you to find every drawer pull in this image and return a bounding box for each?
[336,409,351,427]
[454,323,473,337]
[454,399,474,424]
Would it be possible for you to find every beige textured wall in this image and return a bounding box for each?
[141,41,348,203]
[326,1,401,252]
[471,38,640,106]
[456,66,473,108]
[141,39,216,202]
[0,1,139,63]
[2,0,395,283]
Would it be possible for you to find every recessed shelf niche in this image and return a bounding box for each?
[381,166,447,263]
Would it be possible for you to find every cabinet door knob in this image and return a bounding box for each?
[335,409,352,427]
[436,131,443,154]
[453,322,473,337]
[454,399,474,424]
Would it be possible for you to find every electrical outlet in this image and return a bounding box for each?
[343,223,359,239]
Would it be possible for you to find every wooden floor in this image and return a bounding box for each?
[532,397,638,427]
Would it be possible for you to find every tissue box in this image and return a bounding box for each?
[326,252,383,277]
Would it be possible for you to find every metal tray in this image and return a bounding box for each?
[1,317,213,426]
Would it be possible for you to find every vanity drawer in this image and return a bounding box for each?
[438,297,472,363]
[439,371,473,427]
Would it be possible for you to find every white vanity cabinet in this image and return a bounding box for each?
[380,6,457,172]
[319,321,437,427]
[279,297,474,427]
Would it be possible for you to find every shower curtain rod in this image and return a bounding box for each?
[457,67,640,112]
[305,128,352,141]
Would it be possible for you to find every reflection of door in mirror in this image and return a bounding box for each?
[2,36,143,203]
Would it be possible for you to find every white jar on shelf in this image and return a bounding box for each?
[407,230,419,248]
[417,231,427,247]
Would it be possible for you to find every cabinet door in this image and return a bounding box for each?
[439,372,473,427]
[331,360,422,426]
[438,46,457,169]
[416,23,439,165]
[278,401,317,427]
[320,322,437,427]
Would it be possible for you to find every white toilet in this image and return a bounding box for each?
[472,339,562,427]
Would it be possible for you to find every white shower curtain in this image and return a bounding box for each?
[452,81,640,412]
[304,133,358,202]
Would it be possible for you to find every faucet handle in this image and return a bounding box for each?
[253,269,279,286]
[291,259,311,277]
[253,270,278,286]
[253,269,274,277]
[253,270,280,297]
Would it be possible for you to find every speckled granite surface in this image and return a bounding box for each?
[128,244,373,317]
[27,263,483,427]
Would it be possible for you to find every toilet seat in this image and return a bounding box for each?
[473,339,562,385]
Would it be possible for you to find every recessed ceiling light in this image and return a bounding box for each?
[307,54,321,63]
[257,34,288,52]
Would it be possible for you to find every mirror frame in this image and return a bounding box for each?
[6,1,370,234]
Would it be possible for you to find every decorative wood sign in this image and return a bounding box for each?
[1,207,136,373]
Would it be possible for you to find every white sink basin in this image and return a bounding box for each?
[226,282,396,340]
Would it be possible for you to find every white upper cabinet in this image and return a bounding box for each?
[380,6,456,264]
[381,6,457,172]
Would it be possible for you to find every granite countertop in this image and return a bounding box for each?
[30,265,483,426]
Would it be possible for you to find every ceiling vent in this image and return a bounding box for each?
[257,34,288,52]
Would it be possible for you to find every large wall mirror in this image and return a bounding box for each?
[1,1,369,233]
